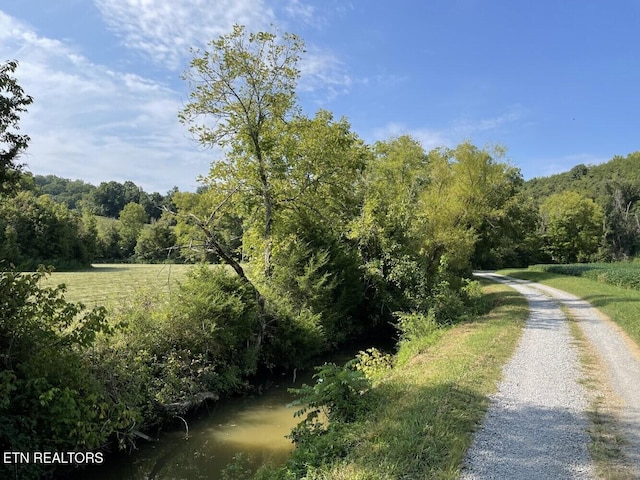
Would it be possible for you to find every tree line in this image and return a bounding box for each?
[524,154,640,262]
[0,176,180,268]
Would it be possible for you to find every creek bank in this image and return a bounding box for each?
[60,339,393,480]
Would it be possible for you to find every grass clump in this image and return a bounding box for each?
[253,280,527,479]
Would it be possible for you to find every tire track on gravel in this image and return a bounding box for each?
[461,272,594,479]
[513,279,640,478]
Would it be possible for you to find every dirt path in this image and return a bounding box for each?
[461,272,640,479]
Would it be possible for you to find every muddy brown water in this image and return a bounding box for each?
[66,373,306,479]
[66,347,378,479]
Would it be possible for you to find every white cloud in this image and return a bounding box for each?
[450,106,526,137]
[370,106,527,152]
[299,47,352,102]
[284,0,316,24]
[93,0,276,70]
[371,123,449,151]
[0,2,357,192]
[524,153,609,179]
[0,11,212,192]
[93,0,354,102]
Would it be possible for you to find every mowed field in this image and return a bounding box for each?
[40,264,196,306]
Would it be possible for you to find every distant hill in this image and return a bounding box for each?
[523,151,640,260]
[523,151,640,204]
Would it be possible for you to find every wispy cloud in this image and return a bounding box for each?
[524,153,609,179]
[299,47,352,103]
[94,0,276,71]
[0,2,357,191]
[94,0,353,102]
[0,11,211,192]
[284,0,316,25]
[450,105,526,137]
[371,123,450,151]
[371,105,526,152]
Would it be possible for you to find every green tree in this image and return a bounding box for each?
[135,217,178,262]
[539,191,604,263]
[118,202,148,254]
[180,24,304,279]
[92,181,127,218]
[419,143,521,274]
[349,135,431,316]
[0,192,95,269]
[1,60,32,196]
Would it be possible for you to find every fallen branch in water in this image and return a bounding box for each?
[158,392,220,414]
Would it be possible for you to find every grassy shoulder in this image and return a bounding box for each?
[565,314,635,480]
[498,268,640,349]
[255,280,527,479]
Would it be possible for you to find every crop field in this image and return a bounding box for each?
[39,263,196,306]
[531,262,640,290]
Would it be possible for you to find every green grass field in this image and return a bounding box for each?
[40,263,196,306]
[529,262,640,291]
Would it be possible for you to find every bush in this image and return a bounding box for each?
[97,265,262,417]
[0,266,134,479]
[279,361,373,476]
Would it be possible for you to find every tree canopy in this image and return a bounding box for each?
[0,60,32,196]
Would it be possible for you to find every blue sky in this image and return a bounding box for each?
[1,1,639,193]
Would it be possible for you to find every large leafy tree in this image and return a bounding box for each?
[178,26,374,353]
[420,142,523,273]
[539,191,604,263]
[349,135,431,315]
[178,25,306,354]
[1,60,33,196]
[0,192,97,269]
[118,201,148,254]
[180,24,304,279]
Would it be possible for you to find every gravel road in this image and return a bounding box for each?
[460,272,639,479]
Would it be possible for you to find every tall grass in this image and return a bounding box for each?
[531,263,640,291]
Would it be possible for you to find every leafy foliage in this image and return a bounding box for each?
[0,60,32,196]
[0,191,97,269]
[279,361,373,474]
[539,191,604,263]
[0,266,135,479]
[93,265,261,421]
[524,152,640,261]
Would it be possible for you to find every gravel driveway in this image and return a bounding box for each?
[460,272,594,479]
[461,272,640,479]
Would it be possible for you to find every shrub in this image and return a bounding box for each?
[0,266,134,479]
[282,361,373,475]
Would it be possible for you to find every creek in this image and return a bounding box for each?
[66,346,379,479]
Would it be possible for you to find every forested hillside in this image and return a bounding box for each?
[0,175,180,268]
[524,152,640,260]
